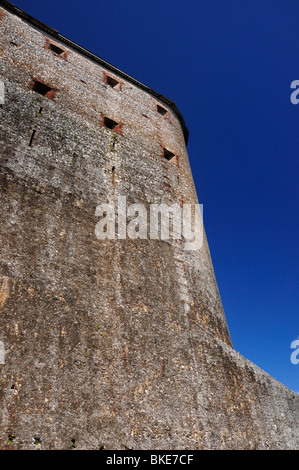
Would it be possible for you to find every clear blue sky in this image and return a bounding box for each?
[10,0,299,393]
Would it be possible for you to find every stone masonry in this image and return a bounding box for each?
[0,0,298,450]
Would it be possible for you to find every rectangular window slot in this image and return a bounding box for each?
[157,105,167,115]
[104,117,119,130]
[106,76,120,89]
[48,43,65,55]
[163,148,176,161]
[31,80,56,99]
[29,129,36,147]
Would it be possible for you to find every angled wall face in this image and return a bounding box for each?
[0,3,298,450]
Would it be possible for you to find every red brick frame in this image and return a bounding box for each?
[161,146,180,167]
[156,104,169,117]
[154,99,170,118]
[103,71,123,91]
[29,78,58,100]
[100,113,123,135]
[44,38,71,61]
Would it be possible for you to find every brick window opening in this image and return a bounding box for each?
[102,116,123,135]
[48,43,65,56]
[30,79,57,100]
[157,105,167,116]
[104,117,118,130]
[44,38,69,60]
[103,72,122,90]
[106,76,120,89]
[163,148,175,161]
[163,148,179,166]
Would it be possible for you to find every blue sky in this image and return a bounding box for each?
[10,0,299,393]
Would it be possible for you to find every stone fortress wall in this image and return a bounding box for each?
[0,0,298,450]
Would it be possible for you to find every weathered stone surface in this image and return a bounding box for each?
[0,79,4,105]
[0,2,298,450]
